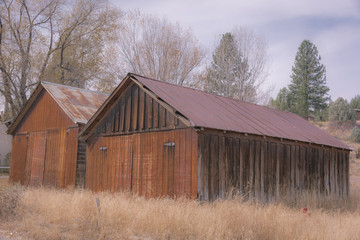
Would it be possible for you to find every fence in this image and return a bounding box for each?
[0,167,10,175]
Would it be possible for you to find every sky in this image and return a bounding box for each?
[112,0,360,101]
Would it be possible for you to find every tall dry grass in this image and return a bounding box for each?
[1,186,360,240]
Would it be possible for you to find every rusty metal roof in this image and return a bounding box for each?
[42,82,109,124]
[8,81,108,134]
[79,73,350,150]
[133,74,350,150]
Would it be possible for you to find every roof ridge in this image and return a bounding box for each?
[131,73,285,113]
[41,81,109,96]
[42,81,109,124]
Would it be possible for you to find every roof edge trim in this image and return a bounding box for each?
[7,82,44,134]
[78,73,133,140]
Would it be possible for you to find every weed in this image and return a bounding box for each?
[2,187,359,240]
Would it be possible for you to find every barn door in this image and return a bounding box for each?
[24,131,47,186]
[163,141,175,197]
[114,135,133,192]
[43,129,61,187]
[9,134,28,184]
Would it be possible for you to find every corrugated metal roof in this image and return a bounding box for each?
[132,74,350,150]
[8,81,109,134]
[42,82,109,124]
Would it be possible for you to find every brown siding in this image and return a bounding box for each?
[9,88,81,188]
[24,131,47,186]
[9,135,28,184]
[10,127,79,188]
[198,131,350,202]
[43,129,61,186]
[94,83,187,136]
[86,128,198,198]
[62,128,79,188]
[15,90,74,134]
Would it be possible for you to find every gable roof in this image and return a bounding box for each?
[8,81,109,134]
[79,73,350,150]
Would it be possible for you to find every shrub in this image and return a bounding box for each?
[0,185,24,220]
[350,126,360,142]
[328,97,352,122]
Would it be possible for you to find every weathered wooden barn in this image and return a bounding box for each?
[8,82,108,188]
[79,73,351,201]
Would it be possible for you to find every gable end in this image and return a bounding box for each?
[11,89,75,134]
[91,82,188,137]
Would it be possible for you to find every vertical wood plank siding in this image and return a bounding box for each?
[94,83,186,136]
[197,131,350,202]
[9,89,80,188]
[9,128,79,188]
[86,128,198,198]
[14,90,74,134]
[9,135,28,184]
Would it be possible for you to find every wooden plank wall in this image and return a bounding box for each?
[43,129,62,186]
[9,88,81,188]
[61,128,79,188]
[14,90,74,134]
[86,128,198,198]
[198,131,350,202]
[9,135,28,184]
[9,127,79,188]
[27,131,47,186]
[94,83,186,136]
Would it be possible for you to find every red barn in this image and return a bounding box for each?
[79,73,350,201]
[8,82,108,188]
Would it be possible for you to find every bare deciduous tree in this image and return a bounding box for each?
[0,0,121,120]
[41,0,121,88]
[117,10,204,86]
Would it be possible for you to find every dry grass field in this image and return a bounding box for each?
[0,187,359,240]
[1,121,360,239]
[0,177,9,188]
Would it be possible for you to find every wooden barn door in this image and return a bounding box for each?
[9,134,28,184]
[114,135,133,192]
[24,131,47,186]
[163,141,175,197]
[43,129,61,186]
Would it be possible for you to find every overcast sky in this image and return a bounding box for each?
[113,0,360,101]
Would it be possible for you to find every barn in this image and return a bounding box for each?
[8,82,108,188]
[79,73,351,201]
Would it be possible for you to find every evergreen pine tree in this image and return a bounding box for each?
[205,33,253,101]
[288,40,330,118]
[271,87,290,111]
